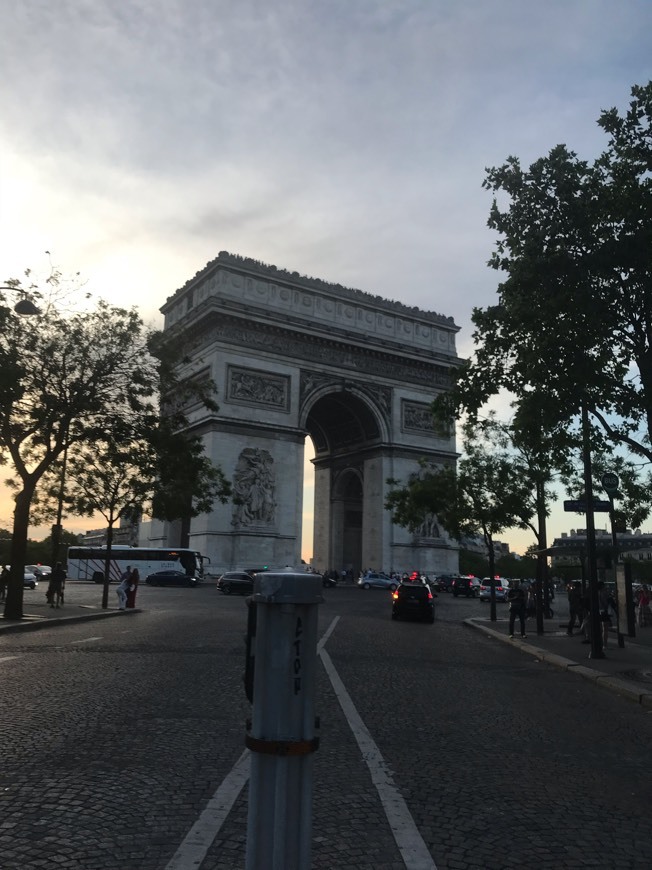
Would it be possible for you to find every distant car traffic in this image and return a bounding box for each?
[391,582,435,623]
[216,571,255,595]
[479,578,510,602]
[145,570,200,587]
[357,573,398,591]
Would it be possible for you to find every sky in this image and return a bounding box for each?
[1,0,650,557]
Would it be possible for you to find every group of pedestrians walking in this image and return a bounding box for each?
[116,566,139,610]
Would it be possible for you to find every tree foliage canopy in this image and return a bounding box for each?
[438,82,652,466]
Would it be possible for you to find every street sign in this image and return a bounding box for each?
[563,499,612,513]
[601,472,620,493]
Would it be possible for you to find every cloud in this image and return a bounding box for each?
[1,0,651,548]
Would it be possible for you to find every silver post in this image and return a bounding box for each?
[245,572,323,870]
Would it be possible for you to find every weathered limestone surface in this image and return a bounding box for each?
[148,253,463,576]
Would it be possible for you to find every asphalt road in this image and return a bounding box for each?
[1,582,651,869]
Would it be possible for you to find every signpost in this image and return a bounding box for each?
[601,472,620,493]
[563,499,611,513]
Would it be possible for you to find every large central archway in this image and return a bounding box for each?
[303,387,384,575]
[149,252,463,576]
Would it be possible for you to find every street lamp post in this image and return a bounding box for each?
[581,400,605,659]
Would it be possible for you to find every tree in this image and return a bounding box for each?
[465,82,652,463]
[0,272,158,619]
[386,423,535,621]
[67,418,230,609]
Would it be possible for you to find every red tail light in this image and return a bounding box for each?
[427,591,433,600]
[392,592,398,600]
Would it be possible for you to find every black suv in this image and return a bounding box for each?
[452,576,480,598]
[391,582,435,623]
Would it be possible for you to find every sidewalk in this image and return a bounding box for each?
[466,614,652,708]
[0,598,138,634]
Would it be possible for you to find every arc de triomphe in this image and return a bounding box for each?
[146,252,463,576]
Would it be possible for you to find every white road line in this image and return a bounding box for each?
[70,636,102,644]
[319,646,437,870]
[317,614,340,652]
[165,614,434,870]
[163,750,251,870]
[0,656,19,663]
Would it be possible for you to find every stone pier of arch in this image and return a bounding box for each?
[145,253,464,578]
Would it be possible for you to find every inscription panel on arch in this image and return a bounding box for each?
[227,365,290,412]
[401,399,436,435]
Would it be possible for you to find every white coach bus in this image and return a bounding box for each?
[66,546,207,584]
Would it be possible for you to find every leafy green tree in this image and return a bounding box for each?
[0,273,157,619]
[67,419,230,609]
[387,423,535,620]
[458,83,652,464]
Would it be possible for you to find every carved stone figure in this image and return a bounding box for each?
[232,448,276,526]
[416,513,440,539]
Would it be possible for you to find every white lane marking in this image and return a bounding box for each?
[317,614,340,652]
[70,636,102,644]
[165,614,434,870]
[0,656,19,663]
[319,646,437,870]
[163,749,251,870]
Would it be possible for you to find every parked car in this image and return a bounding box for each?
[145,570,200,587]
[216,571,255,595]
[357,572,398,591]
[391,581,435,623]
[479,578,510,602]
[452,576,481,598]
[23,569,38,590]
[26,564,51,582]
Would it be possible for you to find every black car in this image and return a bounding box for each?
[145,570,200,587]
[436,574,459,593]
[216,571,255,595]
[452,576,480,598]
[391,582,435,623]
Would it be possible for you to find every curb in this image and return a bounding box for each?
[464,617,652,708]
[0,608,141,635]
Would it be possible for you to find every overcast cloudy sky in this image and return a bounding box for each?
[1,1,650,554]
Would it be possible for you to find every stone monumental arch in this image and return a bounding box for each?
[146,253,463,576]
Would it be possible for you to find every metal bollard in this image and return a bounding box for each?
[245,572,323,870]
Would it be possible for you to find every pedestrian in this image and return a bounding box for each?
[47,562,66,609]
[507,580,526,638]
[597,581,617,649]
[0,565,9,603]
[119,564,132,585]
[525,583,536,620]
[566,581,584,636]
[126,568,139,609]
[116,572,131,610]
[637,584,651,628]
[579,587,592,643]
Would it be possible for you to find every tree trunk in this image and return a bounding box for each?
[101,523,115,610]
[4,484,36,620]
[487,534,497,622]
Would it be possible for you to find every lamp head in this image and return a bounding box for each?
[13,298,41,316]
